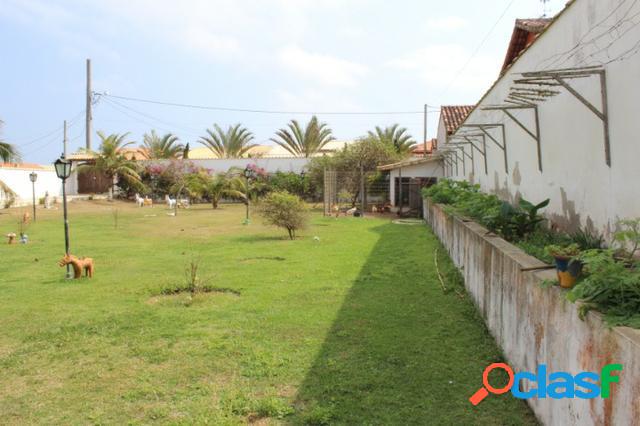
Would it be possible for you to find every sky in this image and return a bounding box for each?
[0,0,566,164]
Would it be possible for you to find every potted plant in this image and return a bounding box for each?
[545,243,583,288]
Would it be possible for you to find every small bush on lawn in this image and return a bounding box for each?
[259,191,309,240]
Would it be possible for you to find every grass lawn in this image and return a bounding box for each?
[0,201,536,425]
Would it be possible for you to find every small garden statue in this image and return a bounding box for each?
[6,232,16,244]
[58,254,95,279]
[19,233,28,244]
[43,191,52,209]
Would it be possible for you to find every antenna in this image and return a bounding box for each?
[540,0,551,17]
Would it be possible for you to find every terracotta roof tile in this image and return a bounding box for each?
[501,18,551,74]
[441,106,475,135]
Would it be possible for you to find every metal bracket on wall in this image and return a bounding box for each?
[482,105,543,172]
[501,66,610,166]
[461,124,508,174]
[448,143,474,175]
[449,133,487,175]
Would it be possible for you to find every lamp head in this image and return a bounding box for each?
[54,157,72,180]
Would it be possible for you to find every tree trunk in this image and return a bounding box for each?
[212,199,218,209]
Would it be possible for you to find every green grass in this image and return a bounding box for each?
[0,201,536,425]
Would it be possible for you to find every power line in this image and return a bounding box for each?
[437,0,518,101]
[98,92,438,116]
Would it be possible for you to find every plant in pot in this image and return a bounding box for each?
[612,218,640,267]
[545,243,583,288]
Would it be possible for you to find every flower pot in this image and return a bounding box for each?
[553,255,583,289]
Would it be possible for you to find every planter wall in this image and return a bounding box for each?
[423,199,640,425]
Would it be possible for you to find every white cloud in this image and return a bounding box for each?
[425,16,468,31]
[278,46,368,88]
[387,44,500,93]
[182,26,240,58]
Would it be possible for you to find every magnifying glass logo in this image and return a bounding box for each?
[469,363,514,406]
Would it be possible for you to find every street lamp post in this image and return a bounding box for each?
[54,157,73,279]
[243,166,255,222]
[29,172,38,222]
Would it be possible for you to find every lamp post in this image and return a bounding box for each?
[54,156,72,279]
[243,166,255,222]
[29,172,38,222]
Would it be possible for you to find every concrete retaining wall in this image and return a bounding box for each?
[424,198,640,425]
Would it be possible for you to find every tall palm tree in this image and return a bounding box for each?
[141,130,184,159]
[0,120,20,163]
[199,124,256,158]
[270,116,335,157]
[80,132,141,200]
[367,124,416,155]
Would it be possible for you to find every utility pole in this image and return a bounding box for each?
[85,58,92,151]
[63,120,68,158]
[423,104,428,157]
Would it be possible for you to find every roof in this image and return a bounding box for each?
[501,18,552,74]
[440,106,475,135]
[378,155,443,171]
[449,1,576,140]
[412,139,437,155]
[0,162,53,171]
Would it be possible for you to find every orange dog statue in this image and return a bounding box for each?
[59,254,95,279]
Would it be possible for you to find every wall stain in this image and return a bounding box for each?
[512,162,522,186]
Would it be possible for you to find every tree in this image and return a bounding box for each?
[307,137,401,206]
[0,120,19,163]
[80,132,141,200]
[199,124,257,158]
[270,116,335,157]
[367,124,416,154]
[141,130,184,159]
[259,191,309,239]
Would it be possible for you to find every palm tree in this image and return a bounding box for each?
[0,120,20,163]
[270,116,335,157]
[80,132,141,200]
[367,124,416,155]
[141,130,184,159]
[199,124,257,158]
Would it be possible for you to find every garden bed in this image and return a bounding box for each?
[424,198,640,425]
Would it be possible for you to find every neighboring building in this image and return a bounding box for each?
[175,140,357,160]
[412,138,437,156]
[0,163,62,208]
[443,0,640,236]
[436,105,475,146]
[378,156,443,213]
[500,18,551,75]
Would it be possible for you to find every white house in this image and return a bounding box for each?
[0,163,62,208]
[442,0,640,236]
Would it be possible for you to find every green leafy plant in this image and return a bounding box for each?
[545,243,581,259]
[483,198,549,241]
[613,218,640,261]
[567,249,640,326]
[259,191,309,239]
[570,228,605,250]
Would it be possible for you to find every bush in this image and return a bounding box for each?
[259,191,309,240]
[269,171,310,199]
[567,249,640,327]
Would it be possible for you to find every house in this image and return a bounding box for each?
[377,155,443,215]
[436,105,475,146]
[442,0,640,236]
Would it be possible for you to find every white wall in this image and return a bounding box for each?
[444,0,640,236]
[0,166,61,207]
[389,161,443,206]
[148,157,311,174]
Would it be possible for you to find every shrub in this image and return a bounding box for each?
[259,191,309,240]
[567,249,640,326]
[269,171,310,199]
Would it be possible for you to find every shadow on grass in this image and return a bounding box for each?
[292,223,537,425]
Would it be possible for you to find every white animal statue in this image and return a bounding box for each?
[165,195,177,209]
[43,191,52,209]
[178,198,190,209]
[134,193,144,207]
